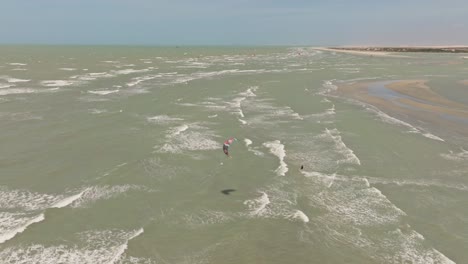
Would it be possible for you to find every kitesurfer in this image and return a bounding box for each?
[223,137,236,157]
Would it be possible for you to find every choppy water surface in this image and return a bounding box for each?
[0,46,467,263]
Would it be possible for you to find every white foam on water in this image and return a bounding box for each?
[367,106,445,142]
[263,140,288,176]
[146,115,183,124]
[170,69,271,84]
[379,229,456,264]
[0,188,94,244]
[300,171,347,188]
[88,90,119,95]
[298,171,454,263]
[327,104,336,115]
[89,109,108,114]
[0,111,43,121]
[59,68,77,71]
[208,114,217,118]
[239,86,258,97]
[175,65,208,69]
[51,190,86,208]
[159,133,219,153]
[244,139,264,156]
[117,256,156,264]
[322,128,361,165]
[306,176,406,227]
[40,80,75,87]
[307,104,336,120]
[279,107,304,120]
[243,186,308,223]
[440,148,468,161]
[0,213,45,244]
[230,97,246,117]
[126,75,158,87]
[327,173,336,188]
[8,63,27,66]
[288,210,309,223]
[71,72,114,81]
[71,185,147,208]
[0,186,60,210]
[157,123,220,154]
[0,228,145,264]
[366,176,468,192]
[5,78,30,83]
[422,133,445,142]
[322,80,337,93]
[244,192,271,216]
[101,163,127,177]
[0,84,13,89]
[170,124,189,136]
[106,228,144,264]
[101,60,120,64]
[243,99,304,125]
[182,210,234,228]
[369,107,419,133]
[238,118,247,125]
[114,68,150,75]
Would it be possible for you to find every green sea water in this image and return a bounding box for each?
[0,46,467,264]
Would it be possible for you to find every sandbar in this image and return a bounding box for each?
[313,47,409,58]
[334,80,468,137]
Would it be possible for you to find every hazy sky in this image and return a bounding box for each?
[1,0,468,45]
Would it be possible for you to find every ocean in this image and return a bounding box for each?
[0,46,466,263]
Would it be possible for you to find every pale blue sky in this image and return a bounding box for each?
[1,0,467,45]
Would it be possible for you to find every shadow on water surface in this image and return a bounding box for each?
[221,189,236,195]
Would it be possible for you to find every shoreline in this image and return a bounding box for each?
[314,47,409,58]
[327,46,468,53]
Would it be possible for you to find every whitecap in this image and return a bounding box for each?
[244,192,270,216]
[146,115,183,124]
[0,213,45,244]
[170,124,189,137]
[88,90,119,95]
[8,63,27,66]
[41,80,75,87]
[440,149,468,161]
[71,185,148,208]
[89,109,108,114]
[263,140,288,176]
[0,84,13,89]
[288,210,309,223]
[114,68,149,75]
[322,128,361,165]
[51,190,86,208]
[0,228,145,263]
[422,133,444,142]
[157,124,219,154]
[6,78,30,83]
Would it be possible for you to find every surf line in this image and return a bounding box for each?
[0,190,86,244]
